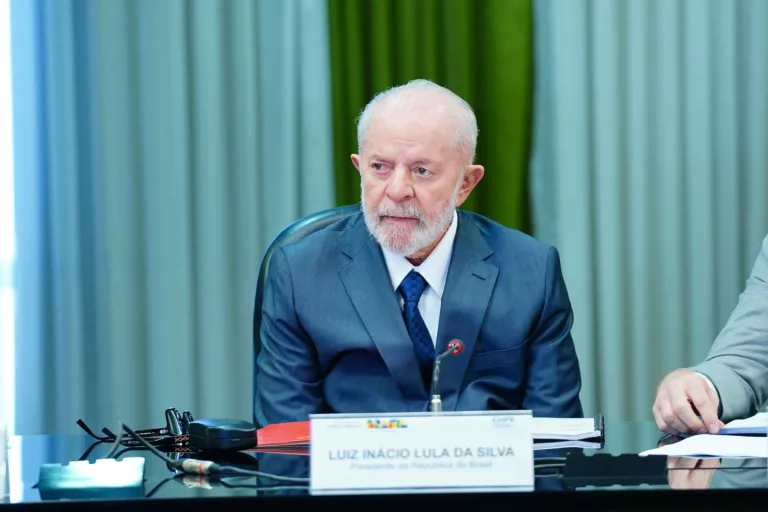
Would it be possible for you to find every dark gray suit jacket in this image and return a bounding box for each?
[254,210,583,426]
[692,234,768,421]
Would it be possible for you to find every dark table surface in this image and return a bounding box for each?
[2,419,767,510]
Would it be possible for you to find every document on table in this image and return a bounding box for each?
[532,416,604,441]
[534,440,603,450]
[639,434,768,459]
[717,412,768,435]
[677,412,768,438]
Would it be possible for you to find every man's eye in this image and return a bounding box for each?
[416,167,431,176]
[372,163,384,171]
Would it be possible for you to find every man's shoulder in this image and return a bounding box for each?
[459,210,552,258]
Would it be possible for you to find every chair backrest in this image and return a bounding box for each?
[252,204,361,361]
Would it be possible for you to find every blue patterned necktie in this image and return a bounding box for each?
[398,270,435,389]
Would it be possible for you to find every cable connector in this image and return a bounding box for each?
[180,459,222,476]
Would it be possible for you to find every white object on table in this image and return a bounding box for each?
[638,434,768,459]
[718,412,768,435]
[531,417,601,440]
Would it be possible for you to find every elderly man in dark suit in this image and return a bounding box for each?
[254,79,583,426]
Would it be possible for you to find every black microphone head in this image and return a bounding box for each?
[447,339,464,355]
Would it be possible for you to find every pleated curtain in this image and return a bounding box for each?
[11,0,335,435]
[531,0,768,423]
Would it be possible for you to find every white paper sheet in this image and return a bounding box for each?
[719,412,768,435]
[639,434,768,459]
[534,440,602,450]
[532,417,600,440]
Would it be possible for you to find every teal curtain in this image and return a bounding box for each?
[11,0,335,435]
[531,0,768,421]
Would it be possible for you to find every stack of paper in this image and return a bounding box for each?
[532,417,602,441]
[717,412,768,435]
[639,434,768,459]
[532,417,603,450]
[640,412,768,459]
[534,440,602,450]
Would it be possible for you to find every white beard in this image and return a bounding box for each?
[361,176,462,257]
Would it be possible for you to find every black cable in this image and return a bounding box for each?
[104,428,126,459]
[218,480,308,491]
[214,466,310,483]
[120,423,309,484]
[144,474,308,498]
[121,423,178,465]
[122,422,556,485]
[77,441,106,461]
[144,476,176,499]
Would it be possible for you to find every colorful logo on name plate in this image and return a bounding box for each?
[366,418,408,429]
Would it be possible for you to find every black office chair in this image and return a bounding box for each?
[252,204,360,418]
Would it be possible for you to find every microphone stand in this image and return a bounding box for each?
[428,341,463,413]
[429,355,445,412]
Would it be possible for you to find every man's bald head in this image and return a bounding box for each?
[356,79,478,168]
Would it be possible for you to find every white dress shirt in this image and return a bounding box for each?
[696,372,717,393]
[381,210,458,347]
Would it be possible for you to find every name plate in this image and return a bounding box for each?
[309,410,533,494]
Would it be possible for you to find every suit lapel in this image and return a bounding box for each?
[435,211,498,411]
[338,217,427,403]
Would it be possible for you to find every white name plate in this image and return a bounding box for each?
[309,410,534,494]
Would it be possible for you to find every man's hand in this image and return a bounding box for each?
[656,434,684,449]
[653,369,725,435]
[667,456,721,490]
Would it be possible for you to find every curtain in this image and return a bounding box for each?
[531,0,768,421]
[11,0,335,435]
[328,0,533,231]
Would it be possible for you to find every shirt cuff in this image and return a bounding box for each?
[695,371,716,392]
[694,371,723,419]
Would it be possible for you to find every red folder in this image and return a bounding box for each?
[247,421,310,455]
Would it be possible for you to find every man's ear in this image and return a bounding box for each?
[351,154,362,174]
[455,165,485,207]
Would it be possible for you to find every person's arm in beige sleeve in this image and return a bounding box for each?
[653,234,768,435]
[691,234,768,422]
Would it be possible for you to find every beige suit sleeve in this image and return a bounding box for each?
[690,234,768,422]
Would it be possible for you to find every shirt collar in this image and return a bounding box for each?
[381,209,458,299]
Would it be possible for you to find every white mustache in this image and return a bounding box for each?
[376,202,425,222]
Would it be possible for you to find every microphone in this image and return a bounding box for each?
[429,339,464,412]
